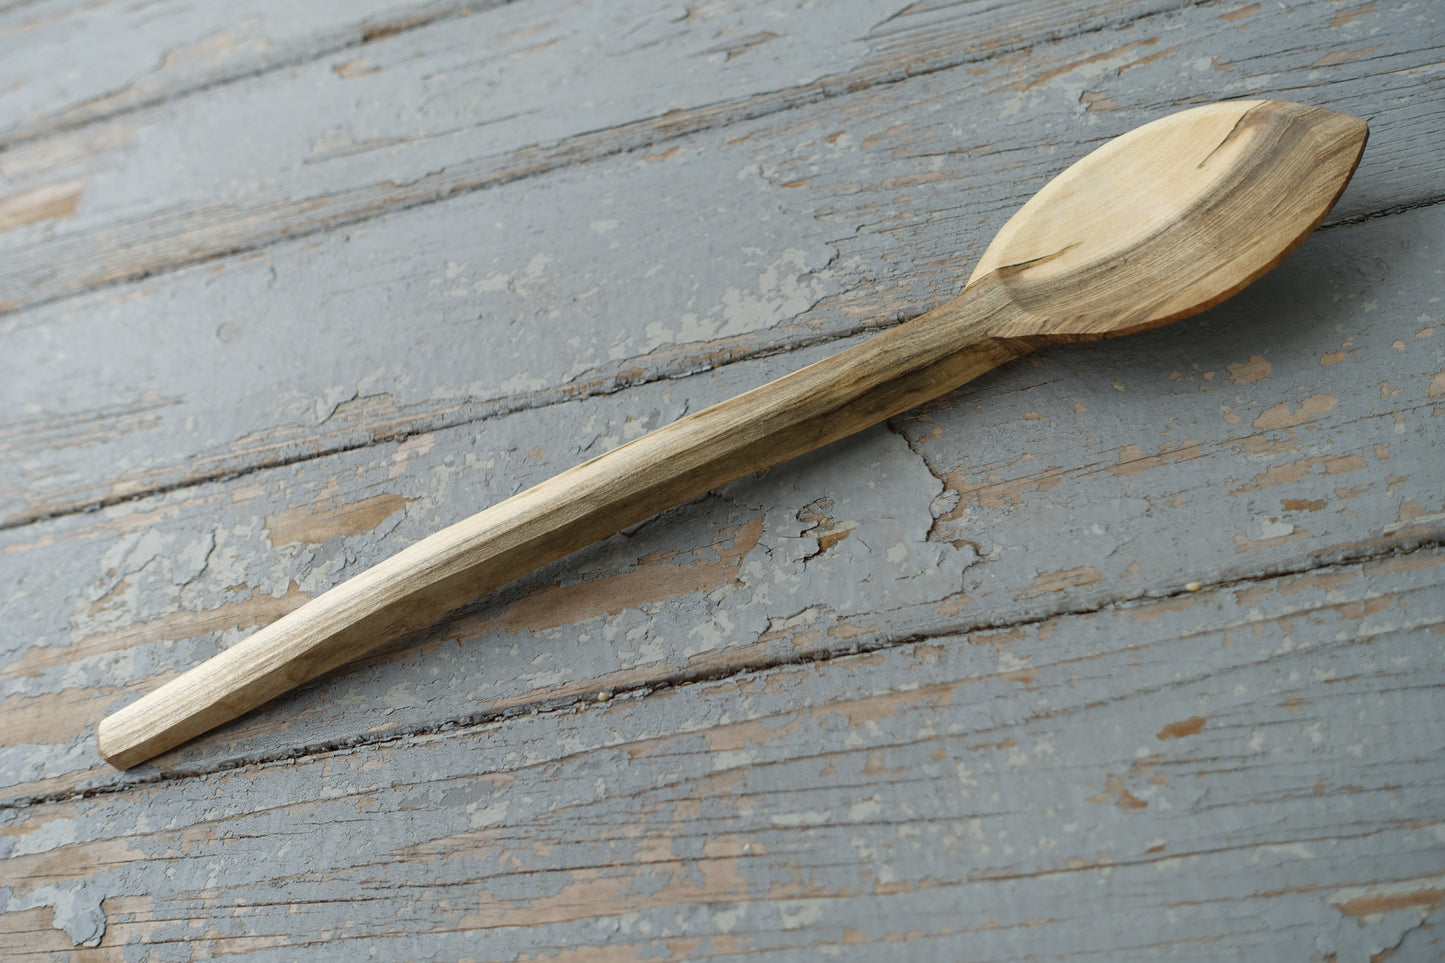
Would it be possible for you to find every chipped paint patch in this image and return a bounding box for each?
[1252,395,1339,430]
[0,181,83,231]
[645,248,833,349]
[1330,1,1377,28]
[1225,354,1271,384]
[1233,520,1307,553]
[265,492,411,545]
[1016,566,1103,599]
[1329,874,1445,918]
[1156,716,1206,739]
[1310,44,1384,67]
[333,57,382,78]
[4,882,106,947]
[1107,441,1201,478]
[1087,773,1148,810]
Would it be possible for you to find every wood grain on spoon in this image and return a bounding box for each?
[98,100,1367,770]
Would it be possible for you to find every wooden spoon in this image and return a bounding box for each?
[99,99,1367,769]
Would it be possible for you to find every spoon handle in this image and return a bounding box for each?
[98,275,1030,768]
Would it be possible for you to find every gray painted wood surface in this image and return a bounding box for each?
[4,0,1441,527]
[2,0,1442,959]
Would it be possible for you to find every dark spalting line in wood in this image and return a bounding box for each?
[0,1,514,148]
[0,1,1200,319]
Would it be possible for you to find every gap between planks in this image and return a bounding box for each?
[5,527,1439,813]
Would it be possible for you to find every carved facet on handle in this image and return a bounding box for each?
[99,100,1367,769]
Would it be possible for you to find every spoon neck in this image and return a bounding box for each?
[922,270,1043,356]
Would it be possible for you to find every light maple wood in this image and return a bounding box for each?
[97,99,1367,769]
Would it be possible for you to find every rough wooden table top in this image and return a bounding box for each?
[2,1,1441,959]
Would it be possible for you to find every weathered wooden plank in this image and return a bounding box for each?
[0,0,492,144]
[2,545,1442,958]
[1,201,1439,801]
[4,0,1437,320]
[1,0,1440,528]
[0,0,1183,311]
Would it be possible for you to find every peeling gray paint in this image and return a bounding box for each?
[6,881,106,947]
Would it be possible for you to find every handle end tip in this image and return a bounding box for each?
[97,709,152,771]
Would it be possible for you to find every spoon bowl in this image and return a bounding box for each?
[974,100,1367,343]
